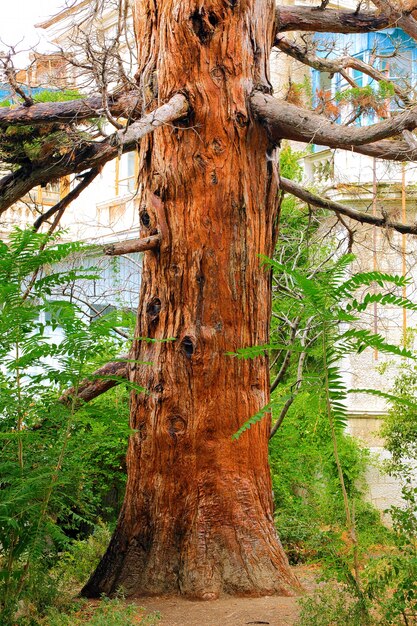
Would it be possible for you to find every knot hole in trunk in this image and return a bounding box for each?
[167,415,187,439]
[147,297,162,321]
[181,336,195,359]
[140,209,151,229]
[190,9,219,45]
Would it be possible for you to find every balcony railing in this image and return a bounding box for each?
[303,149,417,188]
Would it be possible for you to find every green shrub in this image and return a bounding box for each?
[297,583,371,626]
[45,597,161,626]
[0,230,134,623]
[52,524,113,588]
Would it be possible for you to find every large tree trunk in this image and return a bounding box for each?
[82,0,298,598]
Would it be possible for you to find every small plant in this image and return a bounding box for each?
[51,524,113,588]
[297,582,367,626]
[358,356,417,625]
[45,596,161,626]
[299,483,417,626]
[335,84,392,118]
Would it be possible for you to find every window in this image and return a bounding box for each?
[35,177,70,206]
[115,152,138,196]
[379,50,413,87]
[109,202,126,226]
[96,201,126,227]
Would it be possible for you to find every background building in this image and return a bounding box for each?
[293,0,417,516]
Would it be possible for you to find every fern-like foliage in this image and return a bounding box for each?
[231,394,293,440]
[234,253,416,437]
[0,229,134,623]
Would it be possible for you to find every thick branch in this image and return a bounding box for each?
[33,167,101,231]
[275,2,417,41]
[0,93,189,214]
[276,5,392,34]
[371,0,417,42]
[251,91,417,162]
[280,177,417,235]
[344,139,417,161]
[0,90,142,127]
[60,357,128,406]
[103,234,161,256]
[252,92,417,148]
[403,129,417,149]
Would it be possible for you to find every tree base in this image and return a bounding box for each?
[81,506,300,600]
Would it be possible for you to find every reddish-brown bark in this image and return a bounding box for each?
[4,0,417,601]
[82,0,298,599]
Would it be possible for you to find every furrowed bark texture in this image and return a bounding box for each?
[82,0,297,599]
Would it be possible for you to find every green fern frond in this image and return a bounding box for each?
[340,329,414,359]
[337,271,409,297]
[232,403,272,440]
[347,292,417,313]
[349,388,417,409]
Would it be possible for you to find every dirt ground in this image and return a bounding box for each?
[137,566,317,626]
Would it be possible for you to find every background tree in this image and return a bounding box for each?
[2,0,417,600]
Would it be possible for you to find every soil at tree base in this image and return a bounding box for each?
[134,566,316,626]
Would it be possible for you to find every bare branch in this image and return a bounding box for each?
[270,334,309,439]
[276,5,392,35]
[0,90,142,127]
[402,129,417,149]
[371,0,417,42]
[252,91,417,148]
[251,91,417,162]
[270,318,300,393]
[269,396,294,439]
[60,356,129,406]
[274,37,411,106]
[103,234,161,256]
[0,50,34,107]
[33,167,101,231]
[280,177,417,236]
